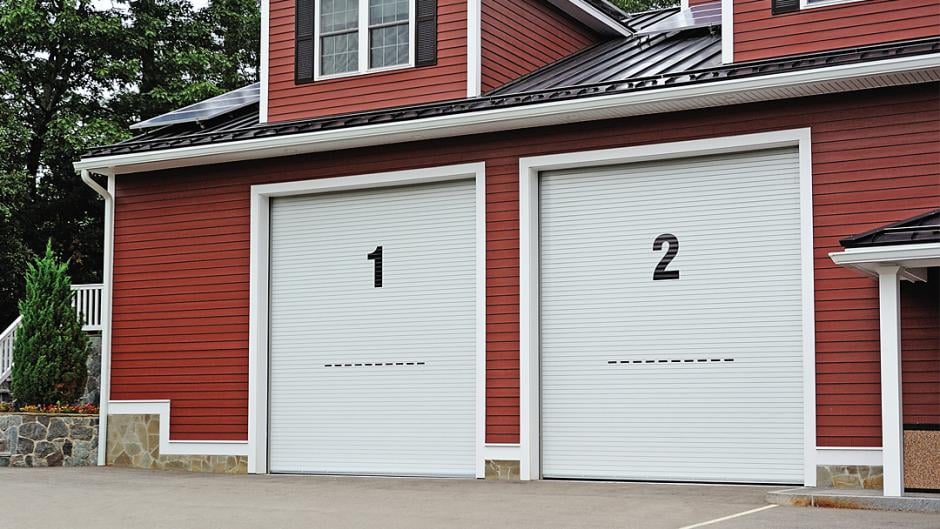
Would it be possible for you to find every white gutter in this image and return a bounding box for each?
[830,242,940,282]
[80,169,114,466]
[74,53,940,175]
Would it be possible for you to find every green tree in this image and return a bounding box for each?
[610,0,678,13]
[11,242,89,405]
[112,0,260,122]
[0,0,128,325]
[0,0,260,326]
[202,0,261,90]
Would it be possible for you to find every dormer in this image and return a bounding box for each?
[260,0,616,123]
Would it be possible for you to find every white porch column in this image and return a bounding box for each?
[877,265,904,497]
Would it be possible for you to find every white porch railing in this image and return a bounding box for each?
[0,283,103,386]
[0,316,21,384]
[72,283,104,332]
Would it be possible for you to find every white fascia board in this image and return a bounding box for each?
[74,53,940,175]
[550,0,632,37]
[109,400,249,456]
[830,242,940,281]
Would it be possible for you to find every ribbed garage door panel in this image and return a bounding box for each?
[269,180,476,476]
[540,148,804,483]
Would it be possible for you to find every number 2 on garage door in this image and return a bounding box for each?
[653,233,679,281]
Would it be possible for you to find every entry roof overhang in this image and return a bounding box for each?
[830,209,940,282]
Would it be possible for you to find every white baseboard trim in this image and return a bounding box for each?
[483,443,521,461]
[815,447,883,466]
[108,400,249,456]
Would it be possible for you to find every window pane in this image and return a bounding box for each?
[321,0,358,33]
[369,23,408,68]
[369,0,408,25]
[321,32,358,75]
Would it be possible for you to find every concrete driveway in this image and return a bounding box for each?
[1,468,938,529]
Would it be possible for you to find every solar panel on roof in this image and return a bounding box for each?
[633,1,722,36]
[130,83,261,130]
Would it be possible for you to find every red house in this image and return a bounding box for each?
[75,0,939,495]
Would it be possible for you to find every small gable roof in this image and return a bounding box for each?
[841,209,940,248]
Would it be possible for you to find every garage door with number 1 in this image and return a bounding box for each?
[268,180,477,477]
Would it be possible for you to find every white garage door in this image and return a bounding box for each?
[540,148,805,483]
[269,180,476,476]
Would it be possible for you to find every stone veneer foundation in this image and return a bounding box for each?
[816,465,884,489]
[107,414,247,473]
[485,459,520,480]
[0,413,98,467]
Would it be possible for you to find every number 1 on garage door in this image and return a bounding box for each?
[367,246,383,287]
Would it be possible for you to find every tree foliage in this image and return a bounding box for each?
[610,0,678,14]
[0,0,260,326]
[11,242,89,405]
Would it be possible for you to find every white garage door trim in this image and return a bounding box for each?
[247,162,487,476]
[518,129,817,485]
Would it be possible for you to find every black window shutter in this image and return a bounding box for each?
[772,0,799,15]
[415,0,437,67]
[296,0,316,82]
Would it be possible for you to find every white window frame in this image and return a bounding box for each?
[314,0,416,81]
[799,0,867,10]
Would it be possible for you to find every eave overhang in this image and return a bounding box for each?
[74,52,940,175]
[830,243,940,283]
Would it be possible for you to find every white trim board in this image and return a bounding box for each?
[248,162,488,475]
[720,0,733,64]
[108,400,249,456]
[518,129,816,484]
[467,0,481,97]
[483,444,521,461]
[74,54,940,174]
[815,447,883,466]
[259,0,270,123]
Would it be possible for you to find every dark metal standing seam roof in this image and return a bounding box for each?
[84,35,940,158]
[841,209,940,248]
[490,30,721,94]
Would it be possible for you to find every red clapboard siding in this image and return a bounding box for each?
[266,0,468,122]
[733,0,940,62]
[480,0,597,93]
[109,83,940,445]
[902,272,940,426]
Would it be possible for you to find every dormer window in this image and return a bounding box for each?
[318,0,413,76]
[296,0,436,82]
[368,0,411,68]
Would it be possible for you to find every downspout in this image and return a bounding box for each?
[81,169,114,466]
